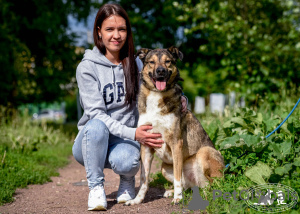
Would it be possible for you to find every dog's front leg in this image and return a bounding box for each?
[172,139,184,204]
[125,145,154,206]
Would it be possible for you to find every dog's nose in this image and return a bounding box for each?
[156,66,167,76]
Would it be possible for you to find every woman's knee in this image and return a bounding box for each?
[84,119,109,142]
[110,153,140,176]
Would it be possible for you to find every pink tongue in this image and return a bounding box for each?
[156,81,166,90]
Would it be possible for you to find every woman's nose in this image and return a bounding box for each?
[113,30,121,39]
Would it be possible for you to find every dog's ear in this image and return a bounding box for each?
[135,48,151,63]
[167,46,183,61]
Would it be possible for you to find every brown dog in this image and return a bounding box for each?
[125,47,225,205]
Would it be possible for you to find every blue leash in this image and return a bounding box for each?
[225,98,300,168]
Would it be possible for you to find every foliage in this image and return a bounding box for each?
[150,96,300,213]
[0,113,76,205]
[202,96,299,212]
[0,0,92,107]
[175,0,300,104]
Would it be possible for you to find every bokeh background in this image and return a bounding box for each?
[1,0,299,120]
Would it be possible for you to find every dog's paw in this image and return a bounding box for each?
[163,190,174,198]
[171,197,182,205]
[172,194,183,205]
[124,199,142,206]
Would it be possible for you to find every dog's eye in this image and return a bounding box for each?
[165,60,171,64]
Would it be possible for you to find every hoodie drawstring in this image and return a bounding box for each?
[111,66,116,97]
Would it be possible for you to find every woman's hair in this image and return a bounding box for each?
[93,3,138,107]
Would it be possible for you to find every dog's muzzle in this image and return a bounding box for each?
[153,67,168,91]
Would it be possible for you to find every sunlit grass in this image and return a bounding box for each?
[0,113,77,205]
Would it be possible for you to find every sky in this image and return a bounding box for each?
[68,9,98,46]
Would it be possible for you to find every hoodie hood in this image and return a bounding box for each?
[82,46,125,90]
[82,46,120,67]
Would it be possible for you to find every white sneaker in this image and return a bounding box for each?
[117,175,135,203]
[88,184,107,211]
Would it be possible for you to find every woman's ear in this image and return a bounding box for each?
[97,26,102,38]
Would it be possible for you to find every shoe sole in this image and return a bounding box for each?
[88,205,107,211]
[117,199,127,204]
[117,196,134,204]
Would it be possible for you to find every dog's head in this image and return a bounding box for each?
[136,46,183,92]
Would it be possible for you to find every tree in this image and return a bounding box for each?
[174,0,300,104]
[0,0,92,108]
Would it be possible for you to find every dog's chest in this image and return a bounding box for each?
[138,91,176,164]
[138,91,176,132]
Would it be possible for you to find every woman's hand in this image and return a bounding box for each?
[181,96,188,113]
[135,125,164,148]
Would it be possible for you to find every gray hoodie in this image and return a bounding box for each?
[76,46,143,140]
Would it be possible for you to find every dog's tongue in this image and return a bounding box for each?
[156,81,166,91]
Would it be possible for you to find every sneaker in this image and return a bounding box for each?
[88,184,107,211]
[116,175,135,203]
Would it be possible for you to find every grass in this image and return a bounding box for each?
[0,113,77,205]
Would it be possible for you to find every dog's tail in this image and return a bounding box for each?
[196,146,225,183]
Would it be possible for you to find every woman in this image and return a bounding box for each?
[72,3,187,211]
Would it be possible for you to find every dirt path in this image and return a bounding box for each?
[0,156,187,214]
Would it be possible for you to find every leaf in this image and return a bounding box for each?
[268,141,292,160]
[287,120,300,133]
[220,134,269,153]
[223,120,233,128]
[293,157,300,166]
[265,117,280,133]
[275,163,293,175]
[255,113,263,124]
[219,135,241,150]
[245,162,272,184]
[240,134,261,150]
[211,127,219,144]
[230,117,247,127]
[254,128,262,135]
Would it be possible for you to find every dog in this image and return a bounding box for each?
[125,46,225,205]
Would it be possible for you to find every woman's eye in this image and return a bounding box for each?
[149,61,155,64]
[165,60,171,63]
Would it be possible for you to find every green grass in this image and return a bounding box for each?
[149,172,173,189]
[0,115,77,205]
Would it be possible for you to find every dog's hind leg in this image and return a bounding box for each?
[125,146,154,206]
[161,163,174,197]
[195,146,224,187]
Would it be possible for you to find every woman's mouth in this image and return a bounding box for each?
[112,41,121,45]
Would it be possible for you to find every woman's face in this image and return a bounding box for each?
[98,15,127,57]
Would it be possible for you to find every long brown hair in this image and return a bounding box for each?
[93,3,138,107]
